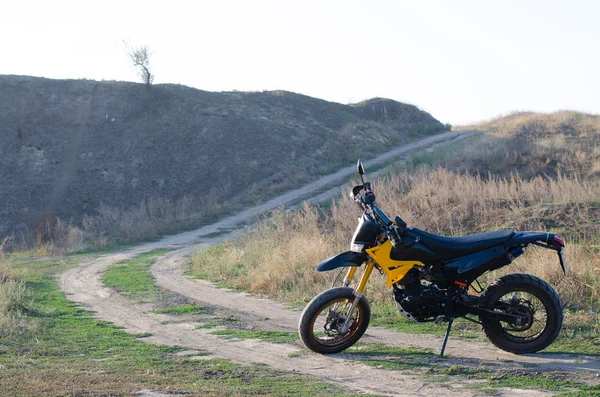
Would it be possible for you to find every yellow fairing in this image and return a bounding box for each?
[366,241,423,286]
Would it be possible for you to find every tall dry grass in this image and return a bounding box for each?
[336,168,600,238]
[191,204,344,302]
[0,265,38,338]
[3,194,220,256]
[453,111,600,179]
[82,195,210,244]
[0,236,10,264]
[191,169,600,311]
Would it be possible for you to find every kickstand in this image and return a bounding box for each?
[439,317,454,357]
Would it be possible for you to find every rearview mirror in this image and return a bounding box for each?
[357,159,365,175]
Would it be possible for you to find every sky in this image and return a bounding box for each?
[1,0,598,124]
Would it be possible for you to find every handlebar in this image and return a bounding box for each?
[352,158,412,246]
[371,204,392,227]
[365,197,413,248]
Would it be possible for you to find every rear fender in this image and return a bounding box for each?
[316,251,368,272]
[508,231,567,274]
[508,231,555,247]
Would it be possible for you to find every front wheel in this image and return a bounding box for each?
[298,287,371,354]
[480,273,563,354]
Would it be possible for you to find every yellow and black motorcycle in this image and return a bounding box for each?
[298,160,567,356]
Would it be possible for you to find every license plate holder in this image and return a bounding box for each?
[558,249,567,274]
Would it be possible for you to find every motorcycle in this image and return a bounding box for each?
[298,160,566,356]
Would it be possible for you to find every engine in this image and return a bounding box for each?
[392,268,445,322]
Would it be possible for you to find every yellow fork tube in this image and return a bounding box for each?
[355,261,375,294]
[339,261,374,334]
[343,267,358,287]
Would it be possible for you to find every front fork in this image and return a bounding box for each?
[339,260,375,334]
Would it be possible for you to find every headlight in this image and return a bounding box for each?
[350,243,364,252]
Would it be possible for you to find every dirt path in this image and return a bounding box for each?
[59,132,598,396]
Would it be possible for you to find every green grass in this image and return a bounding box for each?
[196,316,240,328]
[345,342,436,358]
[482,372,584,392]
[371,301,600,355]
[441,369,589,394]
[0,254,373,396]
[339,343,595,394]
[210,329,299,343]
[544,316,600,356]
[438,365,482,376]
[370,303,481,338]
[341,343,437,371]
[153,305,210,315]
[102,249,172,302]
[556,385,600,396]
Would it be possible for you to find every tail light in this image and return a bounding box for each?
[552,235,565,247]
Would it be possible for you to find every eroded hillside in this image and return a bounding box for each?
[0,75,445,244]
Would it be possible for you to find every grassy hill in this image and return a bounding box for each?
[444,111,600,178]
[0,75,445,250]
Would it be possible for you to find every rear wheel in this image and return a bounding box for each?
[298,287,370,354]
[480,273,563,354]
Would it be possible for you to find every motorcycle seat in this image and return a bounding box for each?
[411,228,515,260]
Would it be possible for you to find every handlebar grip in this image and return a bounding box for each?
[372,205,392,226]
[393,216,407,228]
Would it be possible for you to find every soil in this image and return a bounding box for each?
[59,133,599,396]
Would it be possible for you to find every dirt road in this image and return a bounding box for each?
[59,131,598,396]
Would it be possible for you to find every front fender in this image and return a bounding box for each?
[316,251,368,272]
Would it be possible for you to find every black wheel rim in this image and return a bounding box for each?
[309,297,364,348]
[491,290,549,343]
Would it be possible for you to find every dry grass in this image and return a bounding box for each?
[191,112,600,311]
[4,195,219,257]
[191,170,600,311]
[501,245,600,311]
[333,169,600,309]
[0,266,39,338]
[191,204,343,302]
[0,236,10,264]
[82,195,212,245]
[335,168,600,239]
[452,111,600,179]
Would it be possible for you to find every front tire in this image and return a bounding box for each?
[298,287,371,354]
[480,273,563,354]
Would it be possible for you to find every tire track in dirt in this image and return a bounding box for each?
[59,131,596,396]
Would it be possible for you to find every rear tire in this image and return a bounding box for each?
[298,287,371,354]
[480,273,563,354]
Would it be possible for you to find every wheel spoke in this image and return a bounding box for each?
[479,275,562,354]
[310,297,363,348]
[494,290,549,342]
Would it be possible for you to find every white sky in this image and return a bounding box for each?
[1,0,598,124]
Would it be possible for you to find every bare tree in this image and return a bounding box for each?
[124,42,154,85]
